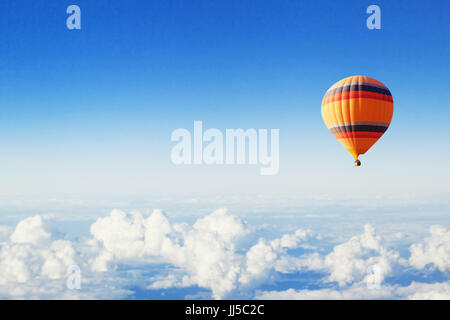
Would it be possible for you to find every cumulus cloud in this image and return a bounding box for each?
[409,225,450,272]
[239,229,313,285]
[256,280,450,300]
[1,209,449,300]
[10,215,52,245]
[324,224,400,286]
[249,224,405,293]
[255,225,450,301]
[0,216,76,297]
[256,283,396,300]
[0,215,131,299]
[90,208,247,298]
[90,208,313,299]
[398,281,450,299]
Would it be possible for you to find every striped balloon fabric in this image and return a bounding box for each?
[321,75,394,164]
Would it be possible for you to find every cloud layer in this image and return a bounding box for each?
[0,208,448,299]
[89,208,312,299]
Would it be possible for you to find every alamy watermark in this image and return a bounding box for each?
[171,121,279,175]
[367,5,381,30]
[66,265,81,290]
[66,5,380,31]
[66,5,81,30]
[366,265,382,290]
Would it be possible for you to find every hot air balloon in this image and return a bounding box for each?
[321,75,393,166]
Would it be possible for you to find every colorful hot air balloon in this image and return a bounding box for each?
[321,75,393,166]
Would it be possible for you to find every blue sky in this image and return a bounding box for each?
[0,0,449,196]
[0,1,449,299]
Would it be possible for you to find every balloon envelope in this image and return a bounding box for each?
[321,75,394,161]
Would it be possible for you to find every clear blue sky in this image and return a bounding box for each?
[0,0,449,197]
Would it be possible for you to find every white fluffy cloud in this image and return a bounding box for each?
[256,283,396,299]
[409,225,450,272]
[0,216,77,298]
[89,208,248,298]
[0,209,449,300]
[324,224,400,286]
[256,225,449,300]
[398,281,450,299]
[239,229,313,285]
[9,215,52,245]
[256,281,450,300]
[90,208,312,299]
[0,215,132,299]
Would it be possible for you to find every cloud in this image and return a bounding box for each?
[253,225,450,301]
[89,209,147,267]
[0,215,131,299]
[0,208,449,300]
[256,283,396,299]
[256,281,450,300]
[90,208,313,299]
[398,281,450,299]
[239,229,314,285]
[0,216,76,298]
[90,208,248,298]
[10,215,52,245]
[409,225,450,272]
[323,224,401,286]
